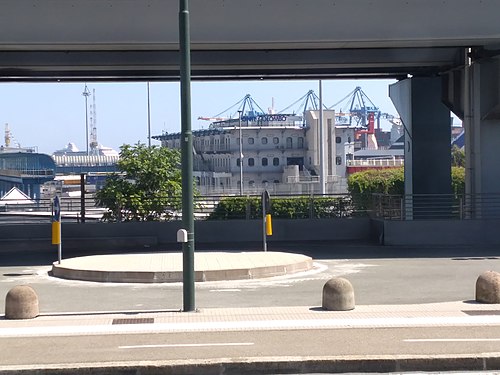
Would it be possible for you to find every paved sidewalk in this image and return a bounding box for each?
[2,301,500,336]
[51,251,314,283]
[1,301,500,374]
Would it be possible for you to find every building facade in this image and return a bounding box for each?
[154,110,355,195]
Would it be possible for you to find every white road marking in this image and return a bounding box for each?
[405,338,500,342]
[209,289,241,292]
[119,342,254,349]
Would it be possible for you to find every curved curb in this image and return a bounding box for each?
[51,252,314,283]
[1,354,499,374]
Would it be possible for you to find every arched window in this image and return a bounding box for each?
[273,137,279,144]
[298,137,304,148]
[262,157,268,166]
[248,138,254,144]
[273,157,280,166]
[286,137,293,148]
[261,137,268,144]
[248,158,255,166]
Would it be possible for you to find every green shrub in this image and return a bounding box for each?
[207,196,351,220]
[348,166,466,212]
[347,168,404,212]
[451,166,465,195]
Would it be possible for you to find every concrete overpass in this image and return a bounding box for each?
[0,0,498,81]
[0,0,499,218]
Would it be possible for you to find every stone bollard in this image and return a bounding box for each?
[322,277,355,311]
[476,271,500,304]
[5,285,39,319]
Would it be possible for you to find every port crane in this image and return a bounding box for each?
[329,86,380,128]
[277,90,329,125]
[198,94,266,123]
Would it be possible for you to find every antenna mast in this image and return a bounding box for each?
[82,84,91,156]
[4,123,11,147]
[89,88,98,154]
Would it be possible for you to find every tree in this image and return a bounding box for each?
[96,143,183,221]
[451,145,465,167]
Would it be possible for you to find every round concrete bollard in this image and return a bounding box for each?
[476,271,500,304]
[5,285,39,319]
[322,277,355,311]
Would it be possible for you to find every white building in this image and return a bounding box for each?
[154,110,355,195]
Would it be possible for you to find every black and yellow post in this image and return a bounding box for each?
[262,190,272,251]
[52,195,62,264]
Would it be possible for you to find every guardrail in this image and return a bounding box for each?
[372,193,500,220]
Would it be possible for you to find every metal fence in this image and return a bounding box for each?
[0,193,359,222]
[6,192,500,223]
[372,193,500,220]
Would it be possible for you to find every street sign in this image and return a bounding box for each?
[52,195,62,264]
[53,196,61,222]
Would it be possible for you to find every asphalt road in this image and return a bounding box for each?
[1,326,500,367]
[1,244,500,373]
[1,247,499,313]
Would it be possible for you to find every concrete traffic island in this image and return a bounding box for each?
[51,251,314,283]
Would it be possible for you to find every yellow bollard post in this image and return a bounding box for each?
[266,214,272,236]
[51,221,61,245]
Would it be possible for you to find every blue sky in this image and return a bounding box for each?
[0,78,431,155]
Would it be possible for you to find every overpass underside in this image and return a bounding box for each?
[0,0,497,82]
[0,0,499,219]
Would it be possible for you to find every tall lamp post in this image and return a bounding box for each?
[82,84,90,156]
[179,0,195,312]
[147,82,151,147]
[238,110,243,195]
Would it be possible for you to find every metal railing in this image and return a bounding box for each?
[372,193,500,220]
[0,193,360,223]
[347,159,404,168]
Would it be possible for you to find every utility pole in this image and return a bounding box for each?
[319,80,326,194]
[179,0,195,312]
[82,85,91,156]
[238,110,243,195]
[147,82,151,147]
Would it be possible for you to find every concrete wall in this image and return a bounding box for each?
[0,218,372,253]
[4,218,499,252]
[380,219,500,246]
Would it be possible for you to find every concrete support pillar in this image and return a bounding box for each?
[466,58,500,218]
[390,77,452,219]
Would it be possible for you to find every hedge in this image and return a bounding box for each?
[207,196,352,220]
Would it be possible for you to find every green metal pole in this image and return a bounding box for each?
[179,0,195,312]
